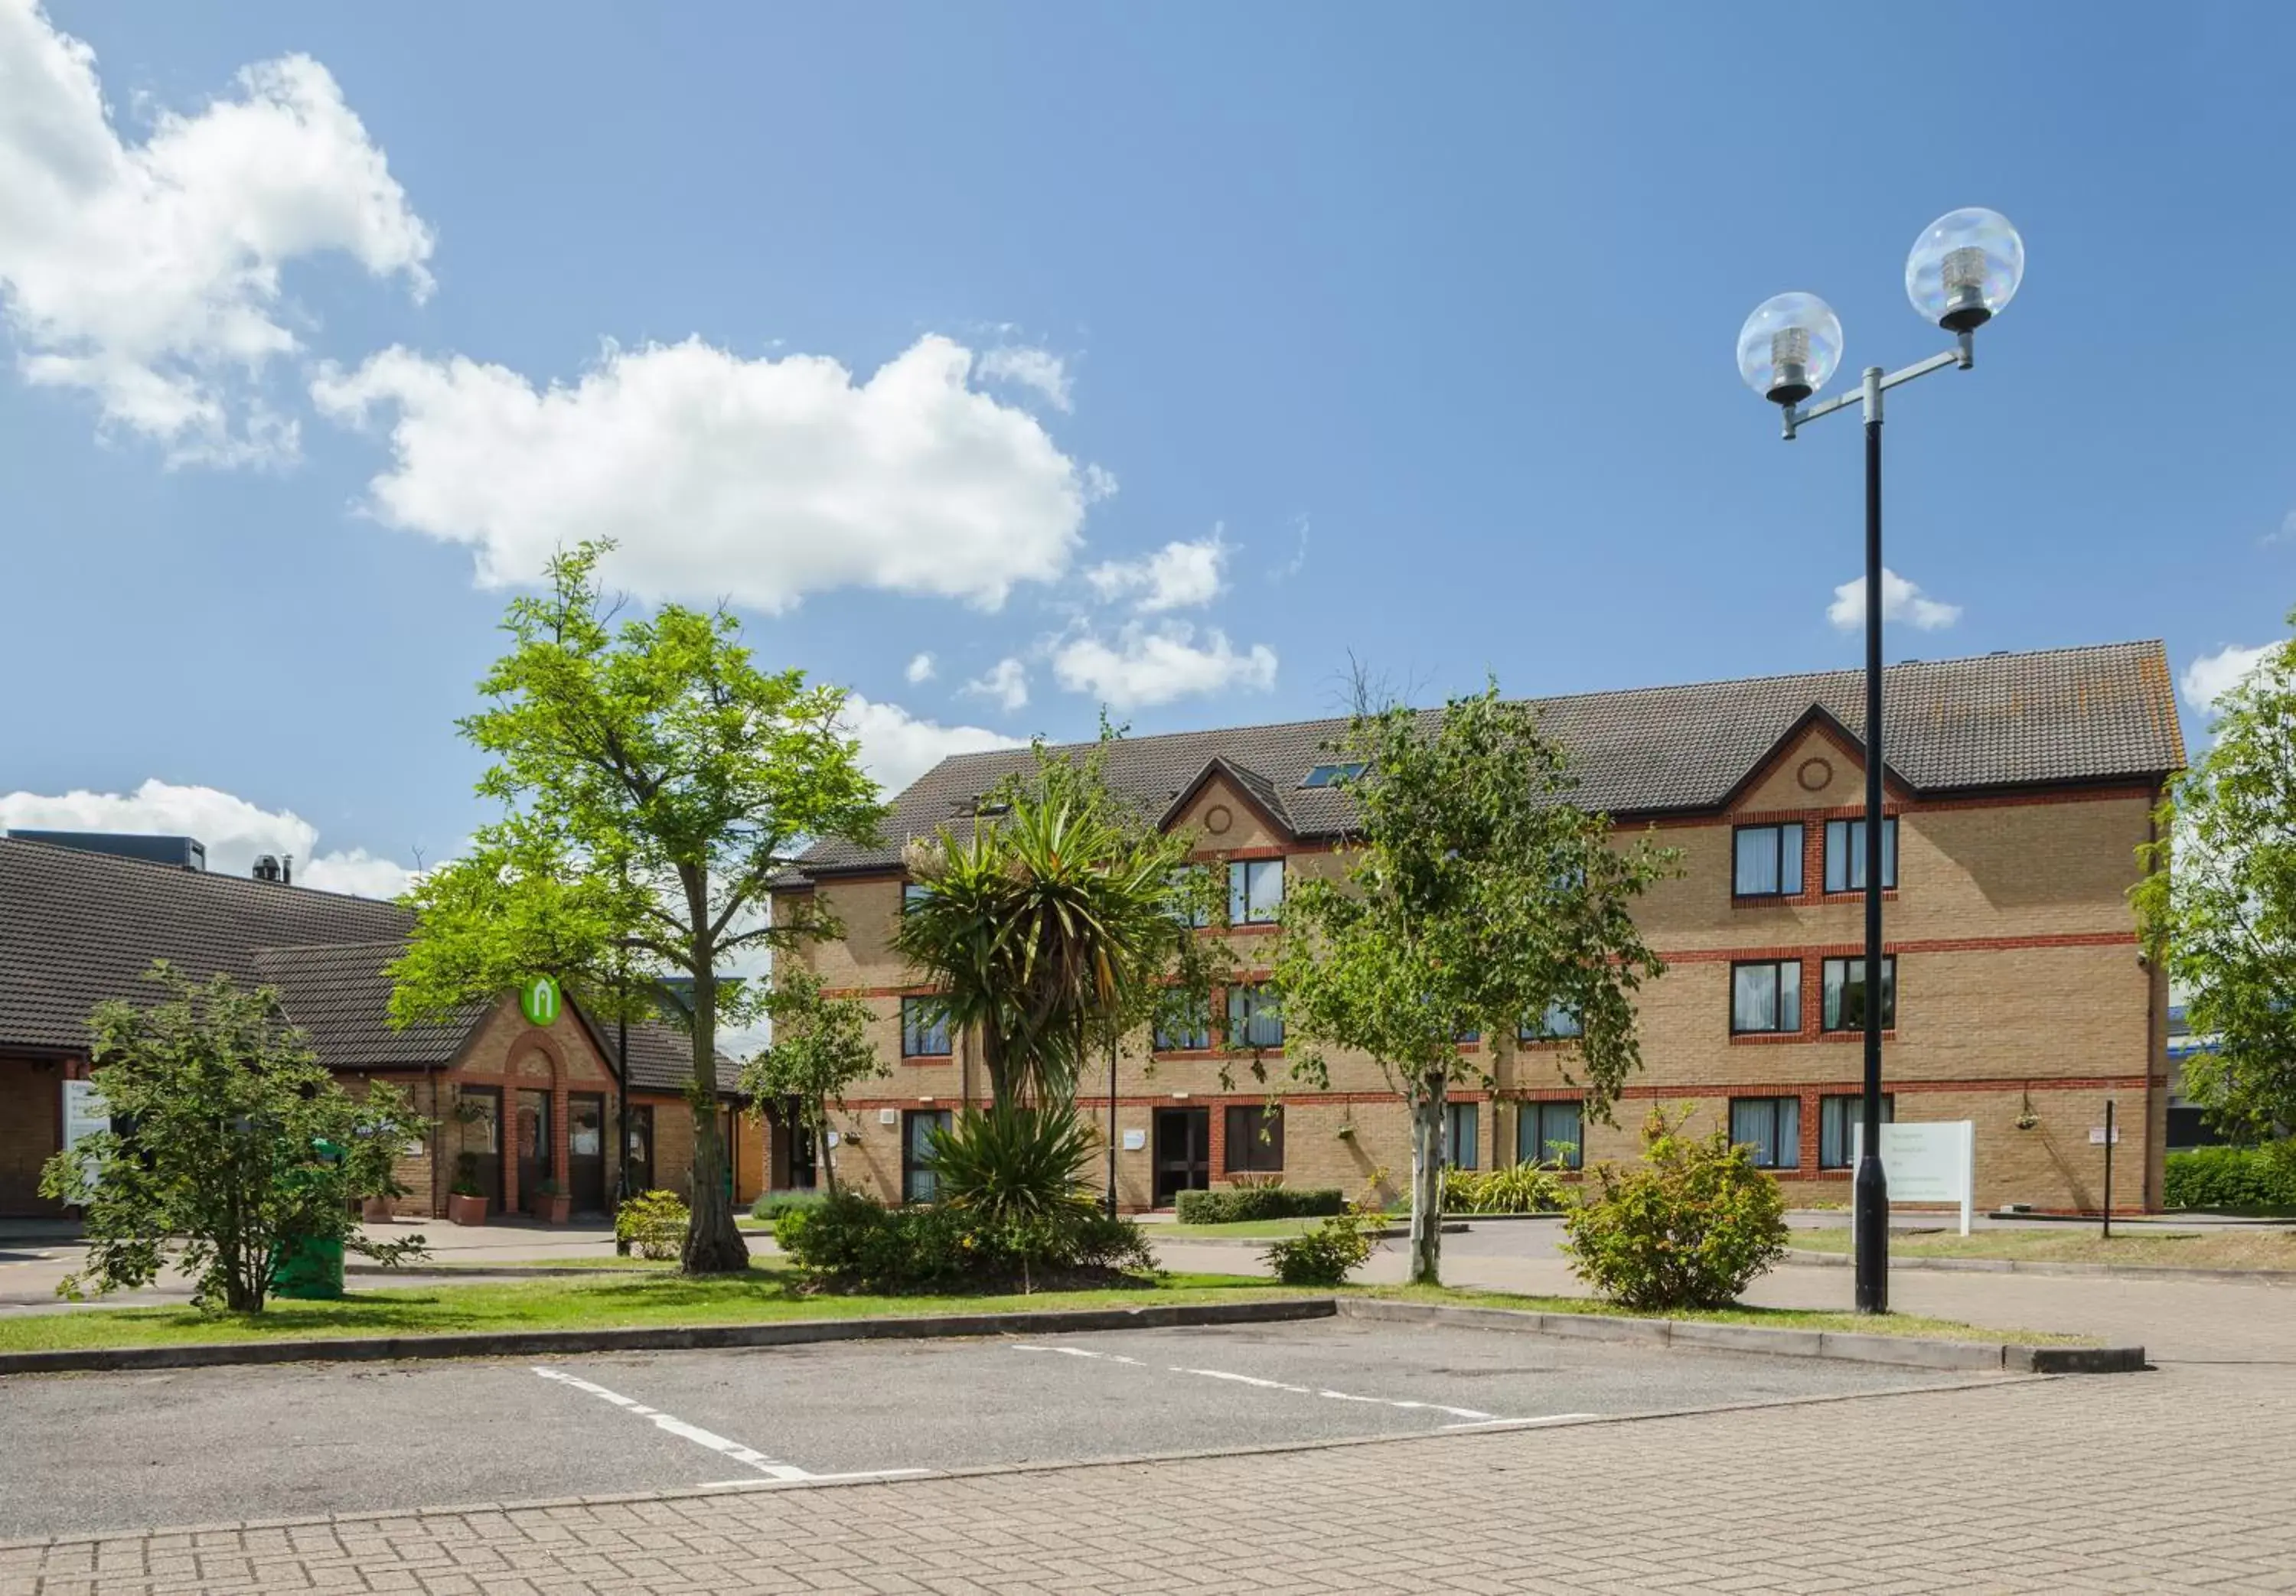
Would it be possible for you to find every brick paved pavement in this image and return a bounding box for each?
[6,1256,2294,1594]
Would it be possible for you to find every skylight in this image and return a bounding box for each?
[1300,762,1367,788]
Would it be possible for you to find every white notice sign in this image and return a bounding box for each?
[1121,1129,1147,1151]
[61,1079,109,1148]
[1852,1119,1975,1236]
[2088,1126,2121,1145]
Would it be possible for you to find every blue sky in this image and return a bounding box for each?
[3,1,2291,895]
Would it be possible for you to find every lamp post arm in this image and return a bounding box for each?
[1781,331,1975,439]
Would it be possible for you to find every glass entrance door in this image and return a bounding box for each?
[902,1109,952,1204]
[459,1087,503,1213]
[568,1093,606,1213]
[1153,1108,1211,1207]
[515,1089,551,1213]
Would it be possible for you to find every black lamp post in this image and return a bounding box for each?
[1737,208,2027,1314]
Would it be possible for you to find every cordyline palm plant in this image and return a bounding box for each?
[892,736,1228,1105]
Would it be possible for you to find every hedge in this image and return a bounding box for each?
[1174,1186,1345,1223]
[2164,1145,2296,1212]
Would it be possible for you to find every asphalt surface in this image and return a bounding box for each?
[0,1317,1999,1540]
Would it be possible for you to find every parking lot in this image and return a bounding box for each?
[0,1315,2003,1540]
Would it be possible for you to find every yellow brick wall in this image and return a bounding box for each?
[789,757,2167,1215]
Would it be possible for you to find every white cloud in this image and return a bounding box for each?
[313,334,1100,613]
[1826,568,1962,632]
[1052,622,1277,710]
[960,656,1030,712]
[903,652,937,684]
[0,2,433,464]
[975,345,1071,412]
[1087,530,1230,614]
[0,778,414,898]
[839,695,1025,798]
[2180,641,2285,714]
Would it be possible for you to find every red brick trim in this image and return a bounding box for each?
[1665,930,2136,963]
[1632,778,2157,831]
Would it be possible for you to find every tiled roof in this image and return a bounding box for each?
[0,838,736,1093]
[791,641,2185,879]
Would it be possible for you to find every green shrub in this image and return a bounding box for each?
[2164,1144,2296,1211]
[1264,1211,1375,1285]
[614,1190,690,1261]
[927,1104,1099,1226]
[1174,1186,1344,1223]
[1443,1161,1567,1215]
[1561,1107,1789,1312]
[777,1189,1155,1292]
[751,1189,827,1221]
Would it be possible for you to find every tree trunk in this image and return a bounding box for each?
[680,964,751,1275]
[1408,1069,1446,1287]
[817,1113,839,1195]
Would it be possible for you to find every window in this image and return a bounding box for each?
[1824,819,1898,893]
[902,881,933,914]
[1730,1096,1801,1169]
[1821,956,1896,1031]
[900,997,951,1057]
[1224,1104,1284,1172]
[1730,960,1802,1034]
[1818,1093,1895,1169]
[902,1109,953,1203]
[1169,866,1213,928]
[1228,858,1284,924]
[1443,1101,1480,1169]
[1455,1025,1481,1044]
[1300,761,1367,788]
[1228,983,1283,1048]
[1732,822,1804,897]
[1518,1099,1583,1170]
[1153,995,1212,1052]
[1520,1002,1583,1041]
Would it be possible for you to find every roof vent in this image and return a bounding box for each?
[253,854,294,885]
[7,831,206,871]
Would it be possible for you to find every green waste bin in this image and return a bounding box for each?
[272,1135,348,1300]
[272,1233,344,1299]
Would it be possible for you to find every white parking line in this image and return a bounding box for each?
[532,1366,927,1488]
[1009,1342,1587,1428]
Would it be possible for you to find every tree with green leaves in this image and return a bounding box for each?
[2136,621,2296,1144]
[42,964,430,1311]
[1270,683,1675,1285]
[390,541,883,1273]
[741,962,886,1194]
[892,735,1230,1105]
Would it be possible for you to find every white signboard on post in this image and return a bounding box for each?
[1852,1119,1975,1236]
[61,1079,110,1196]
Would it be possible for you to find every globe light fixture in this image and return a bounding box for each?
[1906,207,2024,332]
[1736,210,2023,1318]
[1736,292,1844,406]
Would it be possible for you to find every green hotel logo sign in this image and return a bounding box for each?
[520,976,561,1028]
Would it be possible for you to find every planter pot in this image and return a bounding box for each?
[542,1194,572,1225]
[360,1196,394,1223]
[447,1194,488,1226]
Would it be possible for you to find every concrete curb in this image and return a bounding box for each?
[1784,1247,2296,1286]
[1331,1298,2144,1374]
[0,1298,1337,1379]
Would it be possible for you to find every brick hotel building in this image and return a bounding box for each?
[773,642,2184,1215]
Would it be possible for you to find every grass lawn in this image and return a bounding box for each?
[1791,1226,2296,1272]
[1357,1284,2088,1345]
[0,1264,1291,1353]
[0,1259,2082,1353]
